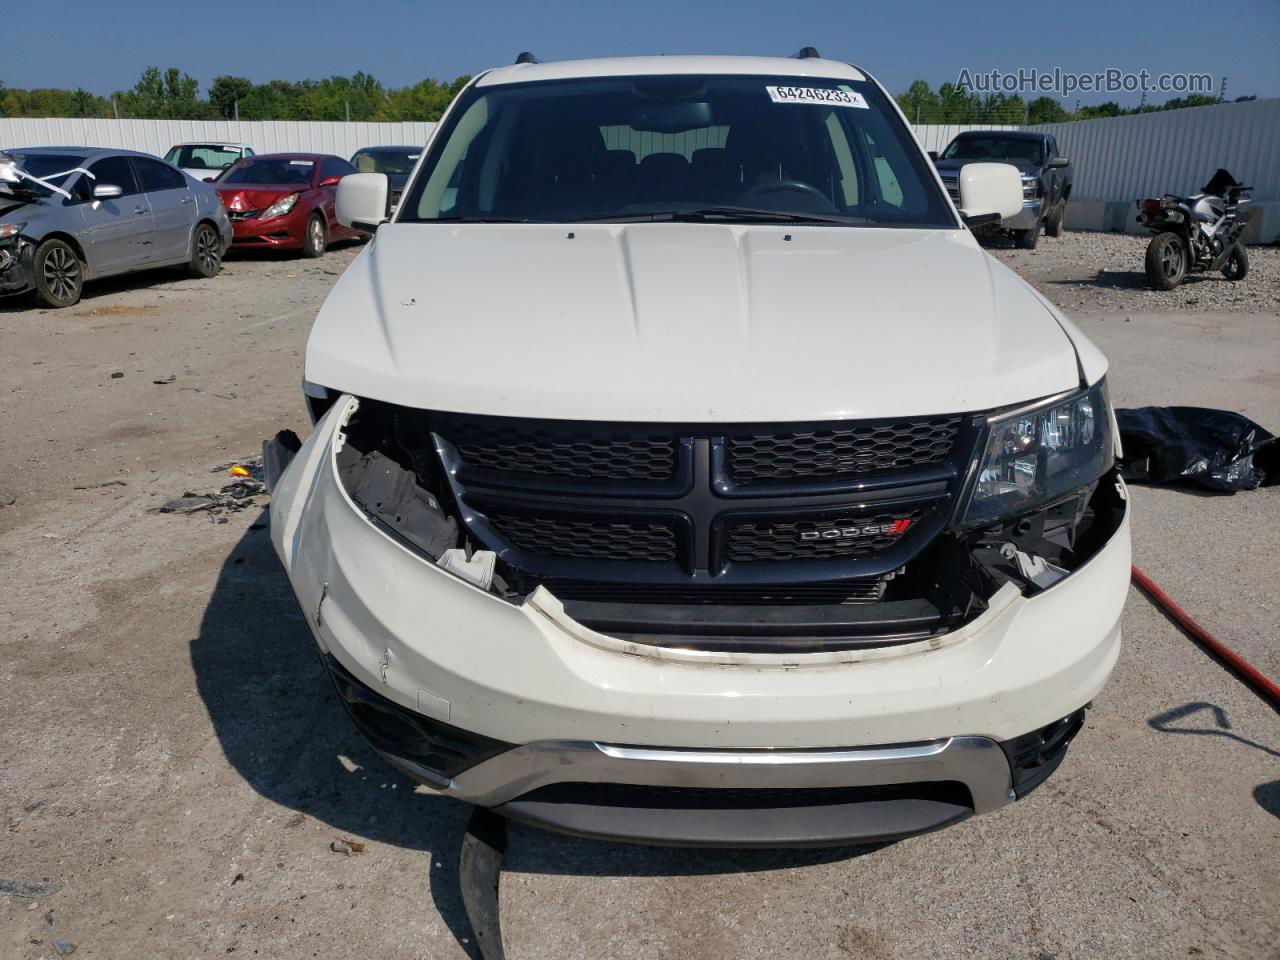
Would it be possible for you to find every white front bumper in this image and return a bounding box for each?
[271,398,1130,752]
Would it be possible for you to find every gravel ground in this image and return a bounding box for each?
[987,230,1280,313]
[1,233,1277,960]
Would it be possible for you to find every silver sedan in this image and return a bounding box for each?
[0,147,233,308]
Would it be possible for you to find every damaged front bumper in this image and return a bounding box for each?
[0,238,34,295]
[270,397,1130,845]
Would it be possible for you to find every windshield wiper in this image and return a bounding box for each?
[577,207,859,225]
[428,215,549,224]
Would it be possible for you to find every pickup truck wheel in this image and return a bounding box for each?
[1221,244,1249,281]
[1045,201,1065,238]
[302,213,327,258]
[1015,220,1041,250]
[32,238,84,308]
[187,223,223,278]
[1145,232,1186,290]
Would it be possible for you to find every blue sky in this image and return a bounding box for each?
[4,0,1278,106]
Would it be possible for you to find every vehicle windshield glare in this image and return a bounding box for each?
[400,74,956,228]
[165,144,241,171]
[941,136,1043,165]
[351,149,421,175]
[218,158,314,185]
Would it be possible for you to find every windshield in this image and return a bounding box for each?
[218,157,314,185]
[165,144,241,172]
[941,136,1043,165]
[351,149,420,175]
[400,74,956,227]
[4,153,86,197]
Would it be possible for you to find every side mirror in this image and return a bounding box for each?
[93,184,124,200]
[319,175,343,188]
[336,172,389,231]
[956,162,1023,227]
[927,150,939,162]
[1047,156,1070,169]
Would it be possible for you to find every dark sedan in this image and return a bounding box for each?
[215,153,363,257]
[349,145,421,211]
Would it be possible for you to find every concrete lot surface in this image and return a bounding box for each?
[1,234,1278,959]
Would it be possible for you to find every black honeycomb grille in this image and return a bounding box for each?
[438,417,676,481]
[484,511,677,562]
[726,509,924,563]
[726,417,962,484]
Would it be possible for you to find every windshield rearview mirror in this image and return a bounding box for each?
[629,101,713,133]
[336,172,389,231]
[92,184,123,200]
[956,162,1023,227]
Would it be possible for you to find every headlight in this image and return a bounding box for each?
[0,222,25,240]
[960,380,1114,527]
[1021,175,1039,199]
[261,193,300,219]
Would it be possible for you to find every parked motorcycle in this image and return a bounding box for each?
[1136,169,1251,290]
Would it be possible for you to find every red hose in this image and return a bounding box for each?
[1131,564,1280,711]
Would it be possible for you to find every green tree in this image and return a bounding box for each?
[936,82,981,122]
[896,79,941,124]
[208,75,253,119]
[1026,96,1069,124]
[376,75,471,121]
[1076,101,1123,120]
[1159,94,1218,111]
[116,66,207,119]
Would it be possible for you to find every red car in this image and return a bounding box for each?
[214,153,363,257]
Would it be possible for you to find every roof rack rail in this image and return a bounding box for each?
[793,47,821,59]
[514,51,541,64]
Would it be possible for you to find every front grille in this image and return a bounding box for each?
[227,209,261,221]
[516,780,972,810]
[940,174,960,203]
[726,417,961,484]
[438,415,676,481]
[540,580,885,605]
[484,510,677,562]
[726,509,925,562]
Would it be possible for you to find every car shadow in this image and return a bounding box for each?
[0,264,197,314]
[222,236,367,262]
[193,512,887,958]
[1045,268,1226,293]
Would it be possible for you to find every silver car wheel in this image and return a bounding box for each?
[43,246,81,302]
[197,226,221,274]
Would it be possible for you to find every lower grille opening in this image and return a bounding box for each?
[514,781,973,811]
[999,708,1086,798]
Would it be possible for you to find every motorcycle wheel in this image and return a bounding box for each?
[1145,232,1187,290]
[1046,201,1065,237]
[1221,244,1249,281]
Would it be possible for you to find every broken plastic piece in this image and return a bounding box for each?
[329,837,365,856]
[229,465,250,478]
[999,543,1068,589]
[1116,406,1277,492]
[437,549,496,590]
[460,807,507,960]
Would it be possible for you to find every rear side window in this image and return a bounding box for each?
[77,156,141,199]
[321,157,356,180]
[134,157,188,192]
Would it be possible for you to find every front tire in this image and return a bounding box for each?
[32,238,84,308]
[1045,200,1065,237]
[302,213,327,258]
[187,222,223,278]
[1015,219,1041,250]
[1221,244,1249,281]
[1145,232,1187,290]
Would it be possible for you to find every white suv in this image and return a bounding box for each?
[267,52,1130,847]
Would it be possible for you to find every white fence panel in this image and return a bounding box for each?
[0,118,438,160]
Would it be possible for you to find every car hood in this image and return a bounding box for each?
[215,185,304,211]
[306,223,1095,422]
[934,158,1039,177]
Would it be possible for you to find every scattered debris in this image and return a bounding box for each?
[1118,407,1278,492]
[0,491,15,507]
[159,495,216,514]
[329,838,365,856]
[110,371,123,379]
[153,374,176,385]
[73,480,127,490]
[0,879,63,899]
[229,465,250,478]
[53,938,77,956]
[231,872,245,885]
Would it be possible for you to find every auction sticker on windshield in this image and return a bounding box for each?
[765,85,868,108]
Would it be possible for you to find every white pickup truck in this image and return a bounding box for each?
[265,51,1130,848]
